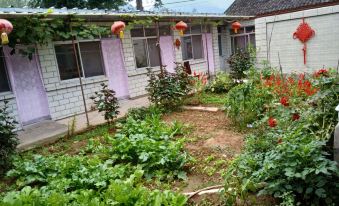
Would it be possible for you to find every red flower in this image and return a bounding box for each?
[313,69,329,78]
[268,117,277,128]
[292,113,300,121]
[280,96,289,107]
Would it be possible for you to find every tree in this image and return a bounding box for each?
[28,0,129,10]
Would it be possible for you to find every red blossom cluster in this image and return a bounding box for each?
[262,73,318,97]
[268,117,277,128]
[313,69,329,78]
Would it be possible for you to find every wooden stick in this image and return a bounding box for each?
[184,184,224,199]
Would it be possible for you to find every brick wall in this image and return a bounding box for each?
[122,24,221,98]
[255,5,339,73]
[37,43,108,120]
[0,93,20,129]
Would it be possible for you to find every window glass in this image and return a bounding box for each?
[131,28,144,37]
[159,25,171,36]
[133,39,148,68]
[144,27,157,36]
[232,36,247,52]
[182,36,193,60]
[0,50,10,92]
[249,34,256,48]
[191,25,202,34]
[55,44,82,80]
[79,42,104,77]
[192,35,203,59]
[218,35,222,56]
[217,26,222,34]
[246,26,255,33]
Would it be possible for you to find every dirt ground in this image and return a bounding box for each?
[163,110,245,204]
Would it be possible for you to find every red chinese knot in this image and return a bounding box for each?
[293,18,315,65]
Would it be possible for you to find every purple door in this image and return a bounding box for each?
[203,33,215,75]
[101,39,129,99]
[4,47,50,126]
[160,36,175,73]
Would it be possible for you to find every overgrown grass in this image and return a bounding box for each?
[184,92,228,107]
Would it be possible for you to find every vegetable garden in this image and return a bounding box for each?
[1,59,339,205]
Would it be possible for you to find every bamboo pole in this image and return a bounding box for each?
[69,23,90,127]
[204,22,211,78]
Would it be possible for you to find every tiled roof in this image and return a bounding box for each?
[0,7,252,20]
[225,0,339,16]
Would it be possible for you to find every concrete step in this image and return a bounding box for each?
[17,120,68,151]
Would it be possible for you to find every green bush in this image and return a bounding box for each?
[207,72,235,93]
[146,65,191,110]
[227,48,255,79]
[125,105,163,121]
[223,69,339,205]
[0,101,18,176]
[90,83,120,125]
[225,82,273,130]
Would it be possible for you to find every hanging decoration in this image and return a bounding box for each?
[111,21,126,39]
[174,38,181,50]
[231,21,241,33]
[175,21,187,36]
[293,18,315,65]
[0,19,13,45]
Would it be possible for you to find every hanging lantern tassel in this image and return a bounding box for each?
[119,30,124,39]
[175,21,187,37]
[0,19,13,45]
[1,32,9,45]
[111,21,126,39]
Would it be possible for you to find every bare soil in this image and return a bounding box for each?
[163,110,245,204]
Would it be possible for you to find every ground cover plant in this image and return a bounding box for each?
[223,68,339,205]
[0,109,189,205]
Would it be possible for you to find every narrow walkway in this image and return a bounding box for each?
[17,97,149,151]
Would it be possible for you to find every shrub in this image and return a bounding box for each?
[227,48,255,79]
[0,100,18,176]
[146,65,191,110]
[91,83,119,125]
[224,69,339,205]
[125,105,163,121]
[207,72,235,93]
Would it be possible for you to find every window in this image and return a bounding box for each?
[182,25,205,61]
[231,25,256,54]
[131,26,166,68]
[0,49,10,93]
[55,41,105,81]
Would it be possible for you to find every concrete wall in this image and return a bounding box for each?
[255,5,339,73]
[0,23,221,127]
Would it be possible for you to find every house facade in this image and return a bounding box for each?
[225,0,339,73]
[0,8,248,129]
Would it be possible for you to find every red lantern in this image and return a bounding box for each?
[0,19,13,45]
[175,21,187,36]
[231,21,241,33]
[111,21,126,39]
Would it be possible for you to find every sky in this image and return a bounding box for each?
[131,0,235,13]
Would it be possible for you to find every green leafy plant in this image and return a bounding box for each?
[0,100,18,176]
[91,83,120,125]
[223,69,339,205]
[146,64,192,110]
[227,48,255,79]
[207,72,235,93]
